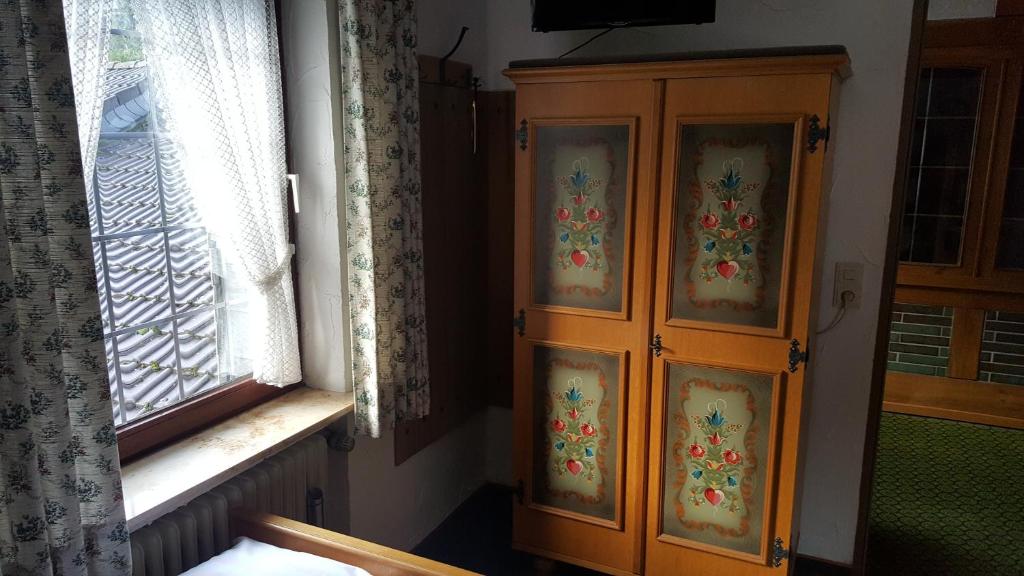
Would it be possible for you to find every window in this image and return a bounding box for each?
[87,6,252,427]
[900,67,982,265]
[69,1,297,458]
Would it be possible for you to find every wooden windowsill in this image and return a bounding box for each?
[121,386,353,532]
[117,378,297,462]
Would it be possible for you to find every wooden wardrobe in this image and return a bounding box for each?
[506,49,849,575]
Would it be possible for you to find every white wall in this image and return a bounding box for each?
[928,0,996,20]
[472,0,916,564]
[281,0,349,394]
[484,406,514,485]
[417,0,488,70]
[343,410,489,550]
[416,0,517,493]
[281,0,491,549]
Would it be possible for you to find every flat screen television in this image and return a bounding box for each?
[532,1,716,32]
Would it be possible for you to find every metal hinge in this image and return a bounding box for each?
[517,119,528,151]
[513,308,526,337]
[514,479,524,505]
[807,114,830,153]
[788,339,809,373]
[772,537,789,568]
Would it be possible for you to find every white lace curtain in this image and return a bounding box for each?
[63,0,112,199]
[131,0,301,385]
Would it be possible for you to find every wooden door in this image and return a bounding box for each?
[645,73,839,574]
[511,79,659,575]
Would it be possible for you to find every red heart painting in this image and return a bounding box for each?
[566,459,583,476]
[704,488,725,507]
[716,260,739,280]
[570,250,589,268]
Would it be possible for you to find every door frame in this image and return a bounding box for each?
[851,1,926,574]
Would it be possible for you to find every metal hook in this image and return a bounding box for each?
[439,26,469,85]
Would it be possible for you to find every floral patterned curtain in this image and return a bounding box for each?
[0,1,131,574]
[338,0,430,437]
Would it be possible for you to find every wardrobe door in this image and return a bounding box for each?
[645,73,839,574]
[511,79,658,575]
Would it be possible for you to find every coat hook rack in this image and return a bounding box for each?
[439,26,469,85]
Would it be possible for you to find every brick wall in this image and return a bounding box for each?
[887,303,953,376]
[979,311,1024,386]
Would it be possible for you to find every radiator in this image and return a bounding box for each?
[129,434,329,576]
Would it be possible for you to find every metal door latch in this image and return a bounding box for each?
[513,308,526,337]
[650,334,663,357]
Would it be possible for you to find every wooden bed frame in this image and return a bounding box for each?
[229,509,480,576]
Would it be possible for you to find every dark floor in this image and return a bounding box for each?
[866,412,1024,576]
[413,484,601,575]
[413,484,849,575]
[414,414,1024,575]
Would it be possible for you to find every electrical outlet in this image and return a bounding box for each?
[833,262,863,309]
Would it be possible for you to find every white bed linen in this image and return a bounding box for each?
[180,537,373,576]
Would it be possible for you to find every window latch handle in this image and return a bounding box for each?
[287,174,300,213]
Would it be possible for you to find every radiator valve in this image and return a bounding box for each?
[324,429,356,452]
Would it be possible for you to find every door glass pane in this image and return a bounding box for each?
[901,68,982,265]
[670,123,795,329]
[532,345,620,522]
[997,87,1024,269]
[661,363,775,556]
[533,124,630,312]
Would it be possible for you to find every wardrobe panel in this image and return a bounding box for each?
[531,344,623,525]
[532,122,633,315]
[658,362,778,559]
[669,123,796,331]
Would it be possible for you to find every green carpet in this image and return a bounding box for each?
[868,413,1024,575]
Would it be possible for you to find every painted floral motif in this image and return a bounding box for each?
[686,399,746,512]
[666,372,770,553]
[554,157,607,272]
[697,158,761,285]
[549,378,600,481]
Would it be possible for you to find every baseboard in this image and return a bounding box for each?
[795,554,853,576]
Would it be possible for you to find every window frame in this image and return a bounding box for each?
[980,58,1024,278]
[116,378,298,461]
[111,0,300,462]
